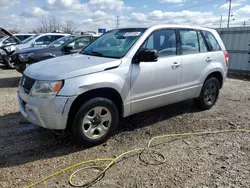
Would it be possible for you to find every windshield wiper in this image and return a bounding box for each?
[81,50,91,55]
[90,51,104,57]
[82,50,104,57]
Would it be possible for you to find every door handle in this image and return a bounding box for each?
[172,62,181,68]
[206,57,212,63]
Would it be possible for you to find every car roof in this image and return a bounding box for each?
[38,33,70,36]
[119,24,216,32]
[14,34,36,36]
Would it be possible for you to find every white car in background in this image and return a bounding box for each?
[15,33,69,50]
[14,34,36,42]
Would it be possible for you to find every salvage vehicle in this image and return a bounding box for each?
[12,34,100,73]
[14,34,36,42]
[15,33,69,50]
[18,25,228,146]
[0,26,22,68]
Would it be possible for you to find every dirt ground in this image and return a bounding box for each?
[0,68,250,188]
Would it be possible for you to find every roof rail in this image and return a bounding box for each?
[81,31,96,35]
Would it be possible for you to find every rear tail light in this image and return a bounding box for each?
[223,51,229,67]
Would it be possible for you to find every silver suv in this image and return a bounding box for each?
[18,25,228,145]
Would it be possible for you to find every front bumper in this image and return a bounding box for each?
[18,85,75,130]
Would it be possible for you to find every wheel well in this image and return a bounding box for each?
[66,88,123,129]
[205,71,223,88]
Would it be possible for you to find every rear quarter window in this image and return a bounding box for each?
[203,30,221,51]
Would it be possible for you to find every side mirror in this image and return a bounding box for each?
[64,45,74,52]
[137,49,158,63]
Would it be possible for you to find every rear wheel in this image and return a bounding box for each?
[194,77,220,110]
[72,97,119,146]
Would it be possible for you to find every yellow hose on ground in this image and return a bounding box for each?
[26,129,250,188]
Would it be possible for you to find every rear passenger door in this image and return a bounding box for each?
[178,29,210,100]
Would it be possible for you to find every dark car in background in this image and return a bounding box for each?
[12,33,100,73]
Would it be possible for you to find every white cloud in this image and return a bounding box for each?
[82,18,93,23]
[160,0,184,3]
[235,5,250,15]
[89,0,124,11]
[143,5,148,8]
[129,10,219,26]
[220,3,242,10]
[45,0,89,13]
[21,7,49,17]
[130,12,149,22]
[0,0,19,12]
[177,3,184,6]
[0,0,19,6]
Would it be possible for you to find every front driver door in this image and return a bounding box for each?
[130,29,182,115]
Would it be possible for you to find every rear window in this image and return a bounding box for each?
[180,30,199,55]
[203,31,221,51]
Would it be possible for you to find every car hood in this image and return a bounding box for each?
[0,27,21,44]
[15,43,31,50]
[24,53,122,80]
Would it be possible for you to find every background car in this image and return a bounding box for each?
[14,34,36,42]
[0,26,22,68]
[12,33,100,73]
[15,33,69,50]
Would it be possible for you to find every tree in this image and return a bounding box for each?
[32,16,78,34]
[34,15,61,33]
[62,20,78,34]
[7,27,20,34]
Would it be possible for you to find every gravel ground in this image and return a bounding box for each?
[0,68,250,188]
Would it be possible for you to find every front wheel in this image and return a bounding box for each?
[6,58,15,69]
[194,77,220,110]
[72,97,119,146]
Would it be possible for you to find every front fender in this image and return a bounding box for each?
[58,67,130,103]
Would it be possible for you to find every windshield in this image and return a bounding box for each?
[49,35,76,47]
[0,36,8,42]
[22,34,39,43]
[81,28,146,58]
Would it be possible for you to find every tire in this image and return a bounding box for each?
[194,77,220,110]
[16,64,26,74]
[6,59,15,69]
[72,97,119,146]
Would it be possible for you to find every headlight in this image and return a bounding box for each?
[19,53,34,62]
[30,80,63,98]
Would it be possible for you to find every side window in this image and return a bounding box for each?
[180,30,199,55]
[54,35,63,40]
[35,35,53,45]
[142,29,176,57]
[68,37,91,50]
[15,36,23,41]
[203,31,221,51]
[197,31,208,53]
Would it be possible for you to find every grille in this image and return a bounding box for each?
[20,75,36,93]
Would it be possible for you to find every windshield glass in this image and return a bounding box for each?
[49,35,76,47]
[80,28,146,58]
[22,34,39,43]
[0,36,8,42]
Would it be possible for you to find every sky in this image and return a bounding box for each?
[0,0,250,33]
